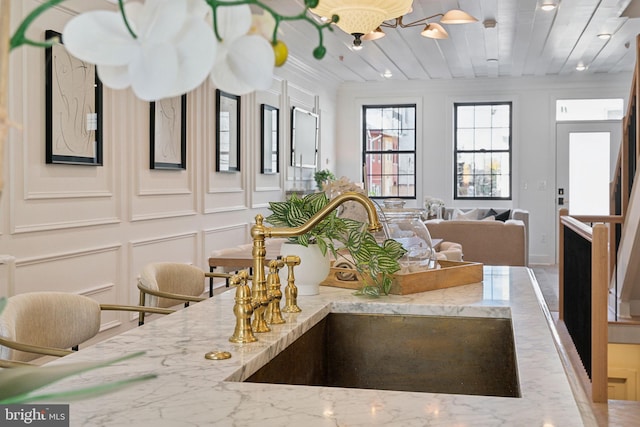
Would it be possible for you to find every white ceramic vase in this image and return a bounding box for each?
[278,242,330,296]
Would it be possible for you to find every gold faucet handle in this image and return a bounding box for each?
[268,258,285,272]
[283,255,301,267]
[281,255,302,313]
[228,270,249,286]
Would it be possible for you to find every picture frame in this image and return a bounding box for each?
[261,104,279,174]
[45,29,103,165]
[150,94,187,170]
[216,89,240,172]
[291,106,318,168]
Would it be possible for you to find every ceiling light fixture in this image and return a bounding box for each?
[541,2,558,12]
[312,0,413,46]
[576,62,587,71]
[311,1,477,45]
[382,70,393,78]
[597,33,612,40]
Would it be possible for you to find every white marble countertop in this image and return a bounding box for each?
[44,266,596,426]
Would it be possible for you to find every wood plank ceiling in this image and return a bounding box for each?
[269,0,640,83]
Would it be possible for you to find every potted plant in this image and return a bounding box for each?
[266,192,406,296]
[313,169,336,190]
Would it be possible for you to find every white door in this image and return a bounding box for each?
[555,121,621,259]
[556,121,621,214]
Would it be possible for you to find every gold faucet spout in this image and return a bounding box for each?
[266,192,382,239]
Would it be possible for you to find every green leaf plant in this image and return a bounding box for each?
[266,193,406,297]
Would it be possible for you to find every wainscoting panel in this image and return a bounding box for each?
[129,89,197,222]
[10,1,119,234]
[14,245,121,295]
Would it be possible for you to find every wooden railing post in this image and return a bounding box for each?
[591,223,609,403]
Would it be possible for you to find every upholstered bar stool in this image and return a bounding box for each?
[137,262,234,325]
[0,292,173,363]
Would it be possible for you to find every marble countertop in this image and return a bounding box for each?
[44,266,596,426]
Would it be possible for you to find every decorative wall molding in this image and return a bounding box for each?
[17,243,122,266]
[130,231,198,247]
[25,190,114,200]
[78,282,115,298]
[204,223,248,234]
[204,205,248,214]
[137,188,193,196]
[13,217,121,234]
[208,186,245,194]
[131,210,197,222]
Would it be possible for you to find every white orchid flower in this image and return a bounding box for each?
[209,5,275,95]
[63,0,216,101]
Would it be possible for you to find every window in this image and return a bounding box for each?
[454,102,512,200]
[363,104,416,198]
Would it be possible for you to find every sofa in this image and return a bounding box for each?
[425,208,529,266]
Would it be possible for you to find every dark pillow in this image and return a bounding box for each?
[482,209,498,219]
[495,209,511,222]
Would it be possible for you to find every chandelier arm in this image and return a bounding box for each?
[396,13,444,28]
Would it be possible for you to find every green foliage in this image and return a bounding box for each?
[265,193,406,296]
[313,169,336,190]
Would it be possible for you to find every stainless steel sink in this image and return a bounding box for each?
[244,313,520,397]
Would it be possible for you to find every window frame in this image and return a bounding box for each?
[362,103,417,199]
[453,101,513,201]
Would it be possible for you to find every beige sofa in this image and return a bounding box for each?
[425,208,529,266]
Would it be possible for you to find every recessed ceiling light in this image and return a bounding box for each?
[382,70,393,78]
[541,2,557,11]
[597,33,612,40]
[576,63,587,71]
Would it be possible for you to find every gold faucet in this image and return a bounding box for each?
[229,192,383,344]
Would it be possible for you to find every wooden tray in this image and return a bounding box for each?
[320,260,483,295]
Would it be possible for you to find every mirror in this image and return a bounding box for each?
[216,89,240,172]
[261,104,279,174]
[291,107,318,168]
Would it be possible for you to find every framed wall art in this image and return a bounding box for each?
[261,104,279,174]
[216,89,240,172]
[150,94,187,170]
[45,29,103,165]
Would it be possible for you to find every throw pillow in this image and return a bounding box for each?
[452,208,479,220]
[495,209,511,222]
[482,208,498,219]
[481,215,495,221]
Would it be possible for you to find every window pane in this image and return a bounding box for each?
[457,106,475,128]
[474,106,492,127]
[366,130,383,151]
[399,130,415,150]
[492,105,510,127]
[454,102,512,200]
[475,128,491,150]
[492,127,510,150]
[457,129,474,150]
[363,104,416,198]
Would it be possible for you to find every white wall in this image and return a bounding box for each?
[335,74,631,264]
[0,1,338,340]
